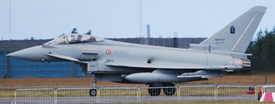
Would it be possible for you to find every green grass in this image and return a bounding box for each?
[0,89,15,97]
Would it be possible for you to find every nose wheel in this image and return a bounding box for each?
[89,79,97,97]
[89,89,97,96]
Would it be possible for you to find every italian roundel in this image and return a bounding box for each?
[106,49,111,55]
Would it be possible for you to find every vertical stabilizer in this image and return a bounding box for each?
[199,6,266,53]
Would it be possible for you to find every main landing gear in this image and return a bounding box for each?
[148,83,176,96]
[89,79,97,97]
[148,87,161,96]
[88,81,176,97]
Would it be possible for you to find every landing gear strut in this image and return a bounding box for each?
[89,79,97,97]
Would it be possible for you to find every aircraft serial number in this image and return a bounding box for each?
[114,50,129,55]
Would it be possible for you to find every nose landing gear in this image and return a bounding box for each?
[89,79,97,97]
[89,89,97,96]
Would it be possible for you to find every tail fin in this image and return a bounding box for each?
[199,6,266,53]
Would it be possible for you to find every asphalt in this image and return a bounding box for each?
[0,95,256,104]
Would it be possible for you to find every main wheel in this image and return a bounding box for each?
[89,89,97,97]
[258,93,260,101]
[148,88,161,96]
[163,87,176,96]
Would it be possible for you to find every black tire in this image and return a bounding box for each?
[258,93,260,101]
[148,88,161,96]
[89,89,97,97]
[163,87,176,96]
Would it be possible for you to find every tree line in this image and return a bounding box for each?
[246,26,275,73]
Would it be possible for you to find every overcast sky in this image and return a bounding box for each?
[0,0,274,40]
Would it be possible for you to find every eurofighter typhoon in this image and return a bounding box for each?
[7,6,266,96]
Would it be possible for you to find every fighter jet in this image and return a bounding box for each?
[7,6,266,96]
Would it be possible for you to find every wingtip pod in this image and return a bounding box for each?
[198,6,267,53]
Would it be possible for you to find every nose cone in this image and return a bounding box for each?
[7,46,42,61]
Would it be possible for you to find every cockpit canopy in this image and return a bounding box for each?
[45,34,104,45]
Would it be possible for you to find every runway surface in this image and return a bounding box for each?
[0,95,256,104]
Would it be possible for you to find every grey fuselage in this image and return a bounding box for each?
[14,39,248,83]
